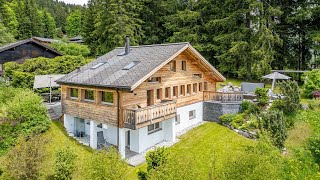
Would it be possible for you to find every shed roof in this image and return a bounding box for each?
[0,38,63,55]
[56,42,225,91]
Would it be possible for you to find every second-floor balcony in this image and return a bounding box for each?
[124,100,177,130]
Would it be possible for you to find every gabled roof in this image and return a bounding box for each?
[56,42,225,91]
[33,36,61,43]
[0,38,63,55]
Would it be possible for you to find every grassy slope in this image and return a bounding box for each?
[128,122,256,179]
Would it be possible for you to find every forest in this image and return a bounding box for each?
[0,0,320,80]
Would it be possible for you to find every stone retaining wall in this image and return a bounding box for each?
[203,101,242,122]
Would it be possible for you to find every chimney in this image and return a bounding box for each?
[125,35,130,55]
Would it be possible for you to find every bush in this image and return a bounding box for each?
[308,135,320,164]
[255,88,270,106]
[0,86,50,154]
[261,110,287,149]
[220,114,237,124]
[4,135,49,179]
[278,80,301,115]
[146,147,169,172]
[85,147,127,179]
[54,147,77,180]
[241,100,251,112]
[4,55,92,88]
[303,69,320,98]
[51,42,91,56]
[220,113,246,129]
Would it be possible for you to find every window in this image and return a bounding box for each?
[170,61,176,72]
[182,61,186,71]
[122,61,140,70]
[165,87,171,98]
[148,77,161,83]
[187,84,191,95]
[189,110,196,120]
[70,88,78,98]
[84,90,94,101]
[193,73,202,78]
[173,86,178,97]
[91,62,105,69]
[157,88,162,100]
[193,83,197,93]
[180,85,185,96]
[204,82,208,91]
[148,122,161,134]
[176,114,180,124]
[199,83,203,92]
[101,91,113,104]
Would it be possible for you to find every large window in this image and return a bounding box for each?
[70,88,78,98]
[189,110,196,120]
[170,61,176,72]
[165,87,171,98]
[180,85,185,96]
[101,91,113,104]
[193,83,197,93]
[84,90,94,101]
[173,86,178,98]
[182,61,187,71]
[187,84,191,95]
[204,82,208,91]
[199,83,203,92]
[148,122,161,134]
[157,88,162,100]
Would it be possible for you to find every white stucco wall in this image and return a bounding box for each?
[64,114,75,133]
[129,117,175,153]
[175,101,203,133]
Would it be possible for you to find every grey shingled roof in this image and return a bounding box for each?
[0,38,63,55]
[33,36,61,43]
[56,42,190,90]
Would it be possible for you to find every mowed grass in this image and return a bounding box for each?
[129,122,256,179]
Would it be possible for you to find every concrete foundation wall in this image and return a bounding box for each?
[175,102,203,133]
[203,101,241,122]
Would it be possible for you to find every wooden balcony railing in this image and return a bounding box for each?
[203,91,244,102]
[124,100,177,130]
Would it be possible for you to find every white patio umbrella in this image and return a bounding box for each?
[261,72,291,90]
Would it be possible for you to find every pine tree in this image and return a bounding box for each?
[82,0,99,54]
[93,0,143,55]
[66,10,82,37]
[0,2,19,37]
[43,11,56,38]
[0,22,15,46]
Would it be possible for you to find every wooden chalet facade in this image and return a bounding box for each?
[57,39,225,158]
[0,38,62,74]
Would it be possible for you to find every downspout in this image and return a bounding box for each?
[117,89,120,152]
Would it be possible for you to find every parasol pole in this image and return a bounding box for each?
[271,77,276,90]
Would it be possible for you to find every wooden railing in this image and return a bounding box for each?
[203,91,244,102]
[124,100,177,129]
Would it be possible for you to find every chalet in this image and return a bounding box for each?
[57,37,226,158]
[0,38,62,75]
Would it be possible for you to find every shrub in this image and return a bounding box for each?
[303,69,320,98]
[54,147,77,180]
[255,88,270,106]
[261,110,287,149]
[241,100,251,112]
[278,80,301,115]
[308,135,320,164]
[248,102,261,114]
[85,147,127,179]
[220,114,237,124]
[230,113,246,129]
[146,147,169,172]
[4,135,49,179]
[51,42,91,56]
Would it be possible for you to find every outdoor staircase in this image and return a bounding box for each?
[46,102,62,120]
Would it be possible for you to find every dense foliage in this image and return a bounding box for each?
[0,86,50,154]
[276,80,301,115]
[81,0,320,79]
[4,55,92,88]
[0,22,15,46]
[254,88,270,106]
[54,147,77,180]
[85,148,128,179]
[3,135,49,179]
[51,42,91,56]
[303,70,320,97]
[65,10,82,37]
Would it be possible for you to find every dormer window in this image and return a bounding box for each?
[182,61,186,71]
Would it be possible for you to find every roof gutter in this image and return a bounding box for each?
[56,81,132,92]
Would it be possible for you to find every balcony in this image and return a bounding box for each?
[203,91,244,102]
[124,100,177,130]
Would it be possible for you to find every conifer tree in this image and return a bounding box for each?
[0,22,15,46]
[66,10,82,37]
